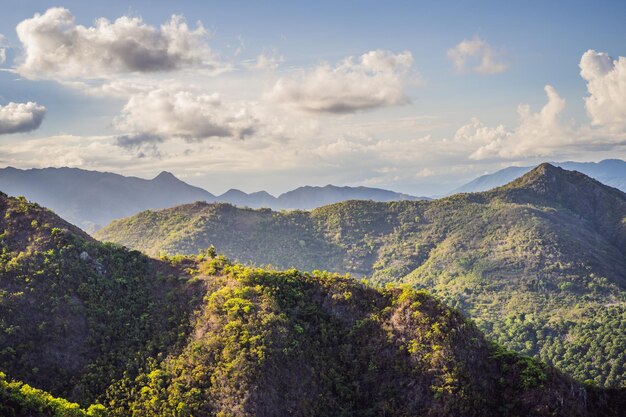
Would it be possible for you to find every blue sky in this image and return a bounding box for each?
[0,0,625,195]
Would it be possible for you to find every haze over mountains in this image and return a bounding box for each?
[97,164,626,388]
[0,167,426,232]
[453,159,626,194]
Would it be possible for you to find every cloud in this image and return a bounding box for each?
[15,7,216,79]
[0,102,46,134]
[114,89,258,142]
[580,49,626,132]
[265,49,414,113]
[0,34,7,64]
[464,51,626,161]
[468,85,569,159]
[251,51,284,71]
[453,117,510,145]
[115,133,164,158]
[447,36,508,74]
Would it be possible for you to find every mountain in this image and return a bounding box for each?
[97,164,626,388]
[2,191,624,416]
[0,167,215,232]
[276,184,425,209]
[0,192,624,416]
[452,159,626,194]
[216,189,277,208]
[0,191,202,408]
[0,167,426,232]
[215,184,427,209]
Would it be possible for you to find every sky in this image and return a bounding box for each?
[0,0,625,196]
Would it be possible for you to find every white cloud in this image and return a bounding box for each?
[453,117,510,145]
[447,36,508,75]
[265,49,414,113]
[0,34,7,65]
[250,51,283,71]
[15,7,217,79]
[468,85,570,159]
[0,102,46,134]
[464,51,626,161]
[114,89,259,142]
[580,49,626,132]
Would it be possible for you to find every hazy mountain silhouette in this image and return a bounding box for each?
[0,167,426,231]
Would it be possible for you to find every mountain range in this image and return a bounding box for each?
[0,167,426,232]
[3,190,623,416]
[452,159,626,194]
[96,164,626,389]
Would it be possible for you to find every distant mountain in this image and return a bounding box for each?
[0,167,215,232]
[97,164,626,388]
[1,191,623,416]
[452,159,626,194]
[215,188,278,208]
[0,166,427,231]
[214,184,427,209]
[276,184,424,209]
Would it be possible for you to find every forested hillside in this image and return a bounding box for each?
[0,192,203,406]
[97,164,626,387]
[0,191,624,416]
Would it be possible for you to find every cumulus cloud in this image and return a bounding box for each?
[114,89,258,143]
[0,102,46,134]
[265,49,414,113]
[468,85,569,159]
[448,36,508,74]
[15,7,216,79]
[580,49,626,132]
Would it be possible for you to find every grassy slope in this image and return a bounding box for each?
[96,164,626,387]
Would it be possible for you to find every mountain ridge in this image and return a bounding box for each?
[2,191,624,416]
[0,166,427,232]
[96,164,626,388]
[0,194,626,417]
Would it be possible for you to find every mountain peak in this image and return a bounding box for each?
[221,188,248,197]
[153,171,179,182]
[503,163,572,191]
[494,163,626,228]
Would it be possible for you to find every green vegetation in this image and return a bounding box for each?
[97,164,626,387]
[0,192,202,406]
[89,255,626,417]
[1,189,624,416]
[0,372,106,417]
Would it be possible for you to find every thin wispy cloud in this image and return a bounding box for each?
[447,36,508,75]
[0,34,7,65]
